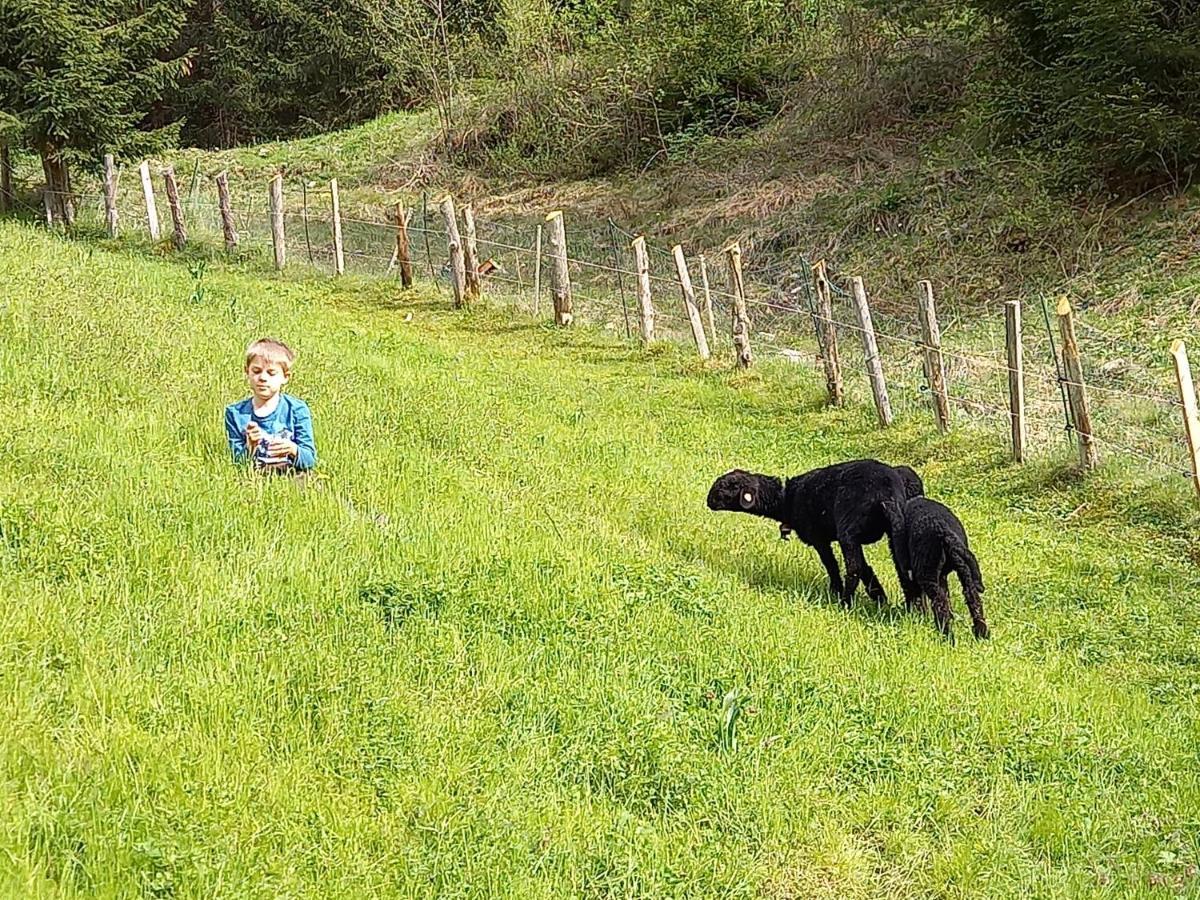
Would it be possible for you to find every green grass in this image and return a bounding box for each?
[2,220,1200,897]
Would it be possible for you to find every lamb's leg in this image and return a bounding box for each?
[814,543,844,598]
[837,540,871,608]
[928,575,954,643]
[901,573,926,615]
[960,573,990,640]
[858,560,889,606]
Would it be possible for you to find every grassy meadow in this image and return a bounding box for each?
[2,221,1200,897]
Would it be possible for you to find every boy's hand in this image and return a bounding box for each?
[260,435,298,468]
[246,421,263,453]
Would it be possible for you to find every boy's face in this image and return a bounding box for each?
[246,355,289,401]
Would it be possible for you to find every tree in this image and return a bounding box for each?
[0,0,190,223]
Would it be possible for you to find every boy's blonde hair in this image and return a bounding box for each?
[245,338,295,375]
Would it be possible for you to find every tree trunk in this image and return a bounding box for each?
[39,148,76,226]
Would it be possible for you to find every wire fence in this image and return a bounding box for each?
[6,162,1198,493]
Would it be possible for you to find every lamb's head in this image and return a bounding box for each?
[706,469,784,518]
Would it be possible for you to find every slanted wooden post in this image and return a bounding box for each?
[810,260,845,406]
[0,144,11,213]
[1171,340,1200,499]
[329,178,345,275]
[462,204,482,300]
[850,276,892,426]
[139,161,160,241]
[917,280,951,433]
[162,166,187,249]
[545,210,572,325]
[533,223,543,316]
[1056,296,1098,469]
[440,195,467,308]
[724,242,752,368]
[394,203,413,288]
[672,245,711,360]
[699,254,716,346]
[268,174,286,270]
[1005,301,1028,462]
[214,171,238,250]
[631,235,655,344]
[101,154,118,238]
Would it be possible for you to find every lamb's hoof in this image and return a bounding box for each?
[973,622,991,640]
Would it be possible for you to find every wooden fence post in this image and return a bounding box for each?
[631,235,655,344]
[102,154,118,238]
[810,260,845,406]
[672,245,711,360]
[850,276,892,426]
[214,171,238,251]
[329,178,344,275]
[0,144,11,213]
[1005,301,1028,463]
[1170,340,1200,499]
[545,210,572,326]
[162,166,187,249]
[917,280,951,433]
[724,242,753,368]
[699,254,716,347]
[462,204,481,300]
[1055,296,1098,469]
[394,203,413,288]
[440,195,467,309]
[533,223,543,316]
[268,174,285,270]
[139,161,160,241]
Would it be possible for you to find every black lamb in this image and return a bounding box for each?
[894,497,989,641]
[706,459,924,608]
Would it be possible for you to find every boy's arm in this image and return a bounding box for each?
[290,401,317,470]
[224,406,250,463]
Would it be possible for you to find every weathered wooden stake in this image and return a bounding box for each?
[394,203,413,288]
[545,210,572,326]
[917,280,952,433]
[102,154,118,238]
[631,236,655,344]
[139,161,160,241]
[329,178,345,275]
[1171,340,1200,499]
[162,166,187,249]
[699,254,716,347]
[440,195,467,309]
[0,144,11,213]
[533,223,543,316]
[850,276,892,426]
[724,242,753,368]
[810,260,845,406]
[268,174,285,270]
[1055,296,1098,469]
[672,245,711,360]
[1005,301,1028,462]
[214,171,238,251]
[462,204,481,300]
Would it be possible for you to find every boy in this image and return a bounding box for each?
[224,338,317,472]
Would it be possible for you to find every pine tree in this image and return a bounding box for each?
[0,0,190,224]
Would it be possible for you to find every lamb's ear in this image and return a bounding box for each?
[739,490,754,510]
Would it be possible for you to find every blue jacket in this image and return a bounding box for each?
[224,394,317,470]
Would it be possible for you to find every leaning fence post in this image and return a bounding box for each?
[1005,301,1028,462]
[724,242,753,368]
[462,204,482,300]
[268,174,286,270]
[214,171,238,251]
[394,203,413,288]
[1171,340,1200,499]
[631,235,655,344]
[850,276,892,426]
[102,154,118,238]
[699,254,716,347]
[672,245,711,360]
[545,210,572,326]
[917,280,952,433]
[329,178,345,275]
[440,195,467,309]
[533,223,543,316]
[1055,296,1098,469]
[139,161,160,241]
[162,166,187,249]
[810,260,845,406]
[0,144,11,213]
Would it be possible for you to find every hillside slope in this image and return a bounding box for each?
[2,223,1199,895]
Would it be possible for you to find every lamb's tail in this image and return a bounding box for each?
[882,498,909,578]
[948,542,984,594]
